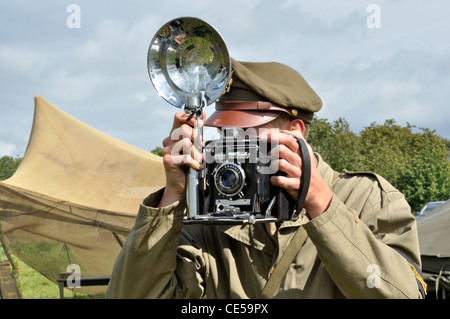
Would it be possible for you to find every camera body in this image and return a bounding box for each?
[185,127,297,224]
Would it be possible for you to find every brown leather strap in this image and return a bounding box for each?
[216,100,289,113]
[292,135,310,218]
[216,101,314,122]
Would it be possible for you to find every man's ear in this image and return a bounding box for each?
[289,119,305,135]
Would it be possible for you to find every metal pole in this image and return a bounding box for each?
[185,96,206,219]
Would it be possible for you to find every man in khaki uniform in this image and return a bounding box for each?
[106,59,425,299]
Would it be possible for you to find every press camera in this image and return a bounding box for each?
[206,133,271,216]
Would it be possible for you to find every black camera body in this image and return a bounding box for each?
[205,136,272,218]
[185,128,298,224]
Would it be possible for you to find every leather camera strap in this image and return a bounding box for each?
[293,136,311,218]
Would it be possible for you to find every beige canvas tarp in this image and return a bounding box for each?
[417,199,450,298]
[0,95,165,294]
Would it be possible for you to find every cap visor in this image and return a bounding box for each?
[205,110,280,128]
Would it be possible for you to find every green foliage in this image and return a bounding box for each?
[0,245,101,298]
[0,155,22,181]
[308,117,363,172]
[309,118,450,212]
[151,146,163,157]
[8,239,87,280]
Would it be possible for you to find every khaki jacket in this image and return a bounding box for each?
[106,153,424,299]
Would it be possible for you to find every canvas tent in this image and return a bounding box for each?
[417,199,450,299]
[0,96,166,294]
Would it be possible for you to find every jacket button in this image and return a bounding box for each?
[268,266,276,278]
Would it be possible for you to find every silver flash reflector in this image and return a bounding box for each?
[147,17,231,222]
[147,17,230,109]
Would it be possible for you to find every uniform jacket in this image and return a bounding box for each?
[106,153,424,299]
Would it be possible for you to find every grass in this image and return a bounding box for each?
[0,245,104,299]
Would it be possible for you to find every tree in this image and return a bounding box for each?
[393,128,450,211]
[0,156,22,181]
[359,120,449,211]
[308,117,362,172]
[308,118,450,212]
[0,155,24,297]
[150,146,163,157]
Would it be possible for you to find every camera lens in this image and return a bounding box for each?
[221,170,237,188]
[214,163,245,197]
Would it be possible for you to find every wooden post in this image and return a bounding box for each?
[0,222,22,298]
[0,261,19,299]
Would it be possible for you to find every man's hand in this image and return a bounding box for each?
[261,129,333,219]
[158,112,205,207]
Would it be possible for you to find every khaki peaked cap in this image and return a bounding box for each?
[205,58,322,128]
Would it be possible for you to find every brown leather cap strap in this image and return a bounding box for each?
[216,100,288,112]
[216,101,314,123]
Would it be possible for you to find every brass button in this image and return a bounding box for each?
[268,266,276,278]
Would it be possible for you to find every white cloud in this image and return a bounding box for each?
[46,71,105,101]
[0,142,17,157]
[282,0,364,23]
[0,46,48,75]
[316,44,450,134]
[132,92,148,103]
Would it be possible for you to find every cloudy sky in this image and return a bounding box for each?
[1,0,449,157]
